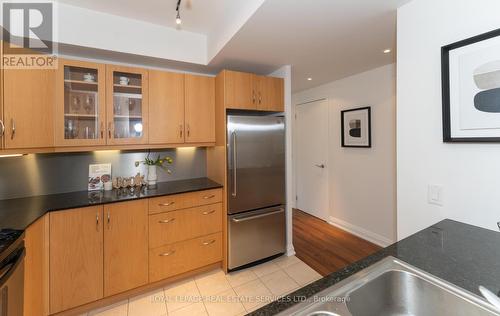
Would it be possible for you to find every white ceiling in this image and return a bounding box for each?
[210,0,411,92]
[55,0,411,92]
[56,0,225,34]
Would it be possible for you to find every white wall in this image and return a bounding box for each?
[270,65,295,256]
[293,64,397,246]
[397,0,500,239]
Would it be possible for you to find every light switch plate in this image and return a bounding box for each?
[428,185,444,206]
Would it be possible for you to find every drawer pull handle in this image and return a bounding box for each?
[202,240,216,246]
[159,201,175,207]
[159,250,176,257]
[202,210,216,215]
[158,218,176,224]
[203,194,216,200]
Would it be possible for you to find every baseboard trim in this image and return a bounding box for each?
[328,216,393,248]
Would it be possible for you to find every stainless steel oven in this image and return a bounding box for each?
[0,236,24,316]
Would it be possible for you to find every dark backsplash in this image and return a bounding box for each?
[0,148,207,200]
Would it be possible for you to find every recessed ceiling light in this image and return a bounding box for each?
[307,78,312,81]
[383,49,391,54]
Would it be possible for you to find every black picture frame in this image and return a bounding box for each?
[341,106,371,148]
[442,27,500,142]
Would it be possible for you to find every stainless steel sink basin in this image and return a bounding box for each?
[279,256,500,316]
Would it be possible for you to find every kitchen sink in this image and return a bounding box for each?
[278,256,500,316]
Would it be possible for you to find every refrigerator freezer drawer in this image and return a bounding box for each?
[228,206,286,270]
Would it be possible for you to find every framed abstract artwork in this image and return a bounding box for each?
[341,106,371,148]
[442,28,500,142]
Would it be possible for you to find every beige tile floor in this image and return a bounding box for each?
[83,255,322,316]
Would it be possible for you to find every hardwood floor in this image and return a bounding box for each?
[293,209,381,276]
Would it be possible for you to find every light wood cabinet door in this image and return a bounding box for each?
[3,68,55,149]
[185,74,215,143]
[262,76,285,112]
[149,70,185,144]
[104,200,148,296]
[55,59,107,147]
[106,65,149,145]
[149,232,222,282]
[224,70,255,109]
[49,206,103,314]
[149,203,222,248]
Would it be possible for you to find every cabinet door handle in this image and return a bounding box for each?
[187,124,190,138]
[108,122,112,139]
[202,240,216,246]
[259,92,262,105]
[252,90,256,104]
[107,210,110,226]
[159,250,175,257]
[0,120,4,137]
[158,218,175,224]
[203,194,215,200]
[179,124,183,138]
[158,201,175,207]
[11,119,15,140]
[202,210,215,215]
[96,212,100,229]
[100,122,104,139]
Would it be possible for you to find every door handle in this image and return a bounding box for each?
[232,131,237,197]
[108,122,112,139]
[202,210,216,215]
[202,240,216,246]
[179,124,183,138]
[203,194,215,200]
[158,201,175,207]
[315,164,325,169]
[232,209,284,223]
[158,218,175,224]
[10,119,15,140]
[159,250,175,257]
[0,120,4,137]
[100,122,104,139]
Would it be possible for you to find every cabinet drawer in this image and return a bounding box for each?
[148,188,222,214]
[149,232,222,282]
[149,203,222,248]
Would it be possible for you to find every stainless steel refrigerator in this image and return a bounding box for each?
[227,113,286,270]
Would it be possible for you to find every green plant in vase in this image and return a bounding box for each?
[135,153,173,187]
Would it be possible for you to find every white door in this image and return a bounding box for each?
[295,99,329,221]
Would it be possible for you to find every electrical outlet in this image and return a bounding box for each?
[428,185,444,206]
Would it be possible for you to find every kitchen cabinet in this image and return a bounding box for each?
[3,68,55,149]
[106,65,149,145]
[185,74,215,143]
[149,232,222,282]
[55,59,107,147]
[49,206,103,314]
[220,70,284,112]
[103,200,148,296]
[224,70,255,110]
[148,70,185,144]
[149,203,222,248]
[256,75,285,112]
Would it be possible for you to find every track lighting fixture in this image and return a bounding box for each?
[176,0,182,25]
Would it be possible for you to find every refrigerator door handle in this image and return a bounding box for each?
[232,208,285,223]
[231,131,237,197]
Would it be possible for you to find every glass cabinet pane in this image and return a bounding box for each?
[112,71,143,139]
[63,66,100,140]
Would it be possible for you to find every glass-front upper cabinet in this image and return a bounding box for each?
[56,59,106,146]
[106,65,148,145]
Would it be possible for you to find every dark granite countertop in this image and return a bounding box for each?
[0,177,222,254]
[250,219,500,315]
